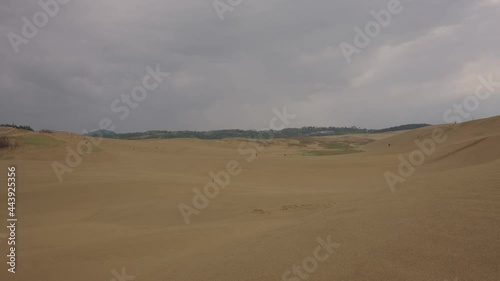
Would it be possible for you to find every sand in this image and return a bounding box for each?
[0,116,499,281]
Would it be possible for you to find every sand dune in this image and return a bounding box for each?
[0,117,499,281]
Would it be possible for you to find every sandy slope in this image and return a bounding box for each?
[0,117,499,281]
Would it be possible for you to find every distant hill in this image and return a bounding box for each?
[84,129,118,138]
[84,124,431,140]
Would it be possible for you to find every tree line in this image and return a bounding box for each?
[86,124,430,140]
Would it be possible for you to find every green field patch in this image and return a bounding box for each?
[323,142,352,150]
[21,135,65,147]
[303,141,362,156]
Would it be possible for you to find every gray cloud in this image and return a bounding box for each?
[1,0,499,132]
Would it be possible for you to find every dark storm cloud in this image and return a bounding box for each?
[1,0,499,132]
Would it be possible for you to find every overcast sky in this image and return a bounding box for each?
[1,0,499,133]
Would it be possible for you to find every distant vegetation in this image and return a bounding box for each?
[0,136,20,150]
[0,123,34,131]
[374,124,430,133]
[86,124,431,140]
[0,136,9,149]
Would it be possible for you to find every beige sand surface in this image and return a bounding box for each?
[0,117,499,281]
